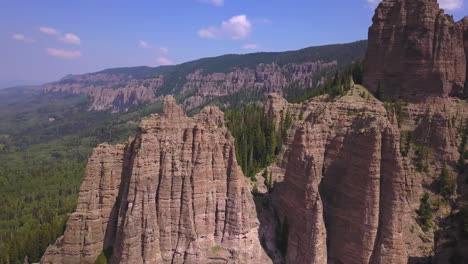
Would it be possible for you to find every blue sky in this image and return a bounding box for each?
[1,0,466,87]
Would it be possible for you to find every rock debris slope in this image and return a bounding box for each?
[41,96,270,264]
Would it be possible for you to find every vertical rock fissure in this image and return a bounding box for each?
[369,132,385,264]
[190,147,198,239]
[155,150,164,217]
[222,147,234,243]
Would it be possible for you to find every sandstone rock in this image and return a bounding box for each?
[364,0,467,100]
[45,61,337,113]
[41,144,126,264]
[41,97,270,264]
[182,61,337,110]
[265,89,422,264]
[265,93,290,133]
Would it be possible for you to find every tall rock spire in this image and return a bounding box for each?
[364,0,467,100]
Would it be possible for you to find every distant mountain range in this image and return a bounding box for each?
[0,81,44,90]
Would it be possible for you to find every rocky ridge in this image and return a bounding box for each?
[181,61,337,109]
[44,74,164,112]
[44,61,337,112]
[41,96,270,264]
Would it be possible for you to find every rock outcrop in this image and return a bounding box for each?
[364,0,468,100]
[266,89,417,264]
[41,96,269,264]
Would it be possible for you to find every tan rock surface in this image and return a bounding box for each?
[182,61,337,110]
[41,96,270,264]
[270,90,412,264]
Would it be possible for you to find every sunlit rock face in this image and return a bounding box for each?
[41,96,271,264]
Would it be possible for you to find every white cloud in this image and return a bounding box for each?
[199,0,224,6]
[242,44,258,50]
[139,40,151,49]
[198,27,217,39]
[12,34,35,43]
[39,26,60,35]
[159,47,169,54]
[60,33,81,44]
[221,15,252,40]
[438,0,463,10]
[46,48,82,59]
[198,15,252,40]
[156,57,174,65]
[139,42,168,54]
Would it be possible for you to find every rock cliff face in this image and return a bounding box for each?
[261,88,468,264]
[364,0,468,100]
[181,61,337,109]
[44,61,337,112]
[264,91,417,264]
[41,97,270,264]
[44,74,164,112]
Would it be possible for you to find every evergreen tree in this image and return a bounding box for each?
[417,193,433,232]
[225,104,284,180]
[265,119,277,164]
[351,60,364,85]
[400,130,412,157]
[438,165,455,199]
[376,82,385,101]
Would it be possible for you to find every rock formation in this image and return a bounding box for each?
[44,61,337,112]
[263,90,416,264]
[43,74,164,112]
[181,61,337,109]
[364,0,468,100]
[41,96,270,264]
